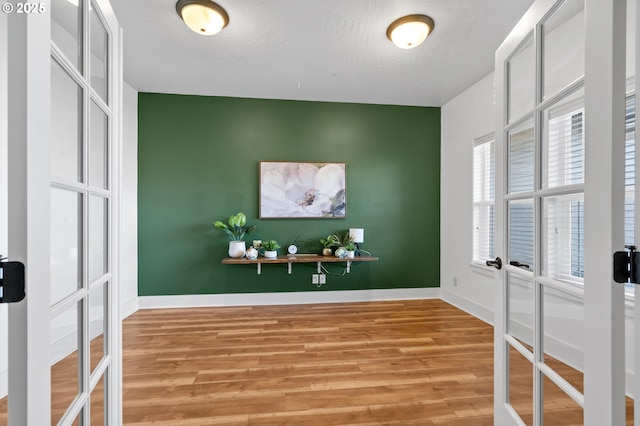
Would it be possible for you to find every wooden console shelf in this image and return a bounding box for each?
[221,255,379,275]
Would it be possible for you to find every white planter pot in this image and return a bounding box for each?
[264,250,277,259]
[228,240,246,258]
[346,250,355,258]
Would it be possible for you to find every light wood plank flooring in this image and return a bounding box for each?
[0,299,634,425]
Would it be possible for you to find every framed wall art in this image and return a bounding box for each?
[259,161,346,219]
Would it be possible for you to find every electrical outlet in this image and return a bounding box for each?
[319,274,326,284]
[312,274,319,284]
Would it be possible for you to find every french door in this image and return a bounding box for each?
[5,0,122,424]
[494,0,630,424]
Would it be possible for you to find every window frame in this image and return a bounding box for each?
[472,132,496,267]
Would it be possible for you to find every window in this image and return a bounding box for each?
[625,93,636,296]
[508,125,535,271]
[625,93,636,247]
[473,134,495,264]
[542,103,584,284]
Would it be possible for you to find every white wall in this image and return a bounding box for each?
[440,72,496,324]
[120,81,139,318]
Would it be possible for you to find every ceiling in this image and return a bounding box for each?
[110,0,534,107]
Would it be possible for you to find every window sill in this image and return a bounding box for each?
[469,262,495,277]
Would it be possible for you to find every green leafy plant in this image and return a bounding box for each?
[262,240,281,251]
[213,212,257,241]
[344,241,356,251]
[320,234,340,248]
[339,231,354,246]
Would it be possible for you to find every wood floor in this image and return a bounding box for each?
[122,299,495,425]
[0,299,634,425]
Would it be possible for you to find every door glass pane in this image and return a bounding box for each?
[625,94,636,247]
[508,124,535,193]
[91,373,106,426]
[51,58,83,182]
[52,0,82,72]
[508,272,534,348]
[51,302,80,425]
[90,100,108,189]
[509,199,535,270]
[543,373,583,424]
[541,0,585,100]
[509,345,533,425]
[508,35,535,123]
[89,284,106,375]
[541,194,584,284]
[624,94,636,297]
[89,195,108,282]
[542,88,585,188]
[90,1,109,103]
[51,188,82,306]
[542,286,584,393]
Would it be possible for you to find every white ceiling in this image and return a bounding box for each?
[110,0,534,107]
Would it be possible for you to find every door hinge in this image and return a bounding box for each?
[0,256,26,303]
[613,245,640,284]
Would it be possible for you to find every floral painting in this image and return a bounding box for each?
[259,161,346,218]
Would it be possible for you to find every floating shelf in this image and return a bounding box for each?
[221,255,379,275]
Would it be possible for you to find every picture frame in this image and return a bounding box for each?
[259,161,346,219]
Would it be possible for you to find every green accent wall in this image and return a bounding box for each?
[138,93,440,296]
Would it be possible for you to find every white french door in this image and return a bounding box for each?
[5,0,122,424]
[494,0,629,424]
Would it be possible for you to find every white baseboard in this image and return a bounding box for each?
[440,288,494,326]
[121,296,139,320]
[138,287,441,309]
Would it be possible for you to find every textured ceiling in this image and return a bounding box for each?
[111,0,534,107]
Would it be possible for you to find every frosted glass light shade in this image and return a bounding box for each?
[349,228,364,244]
[386,15,434,49]
[176,0,229,36]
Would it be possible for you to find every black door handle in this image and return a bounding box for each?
[509,261,530,269]
[486,257,502,270]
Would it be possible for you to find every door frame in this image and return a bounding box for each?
[635,0,640,422]
[582,0,627,423]
[7,5,52,424]
[493,0,628,424]
[6,1,122,424]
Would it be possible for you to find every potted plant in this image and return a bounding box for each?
[262,240,281,258]
[320,234,340,256]
[213,212,257,258]
[334,231,355,259]
[344,241,356,258]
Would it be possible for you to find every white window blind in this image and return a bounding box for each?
[543,106,584,188]
[507,126,535,271]
[542,194,584,283]
[624,93,636,296]
[509,200,534,270]
[473,136,495,263]
[625,94,636,247]
[541,103,585,283]
[509,127,535,193]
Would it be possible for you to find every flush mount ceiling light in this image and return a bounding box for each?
[176,0,229,36]
[386,14,435,49]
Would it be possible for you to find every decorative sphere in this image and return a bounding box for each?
[334,247,347,259]
[246,246,259,260]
